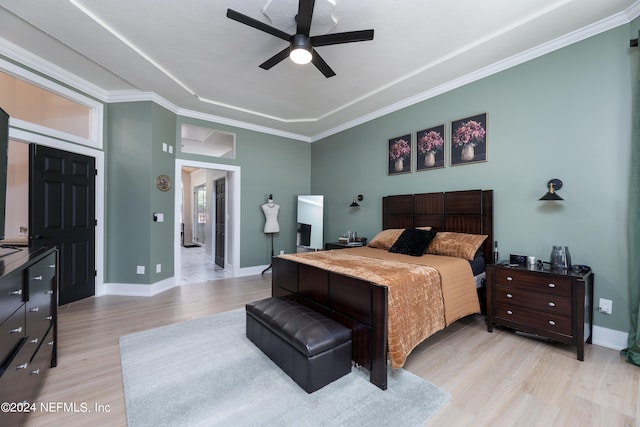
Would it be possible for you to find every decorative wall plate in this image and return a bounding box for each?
[156,174,171,192]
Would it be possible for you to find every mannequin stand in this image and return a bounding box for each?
[262,233,275,275]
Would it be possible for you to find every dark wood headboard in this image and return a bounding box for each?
[382,189,494,262]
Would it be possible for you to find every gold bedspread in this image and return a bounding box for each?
[278,247,480,368]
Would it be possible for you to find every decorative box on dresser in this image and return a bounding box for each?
[0,246,58,424]
[486,264,594,360]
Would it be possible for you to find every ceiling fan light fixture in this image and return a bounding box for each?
[290,34,312,65]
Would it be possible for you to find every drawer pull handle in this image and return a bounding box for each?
[506,310,513,315]
[46,290,54,295]
[548,283,556,288]
[46,340,54,346]
[548,302,556,307]
[30,369,40,376]
[45,315,53,321]
[506,293,513,298]
[30,307,40,312]
[9,289,22,296]
[48,264,55,269]
[506,276,513,281]
[549,320,556,326]
[32,275,43,281]
[15,363,28,370]
[29,338,39,344]
[9,326,23,334]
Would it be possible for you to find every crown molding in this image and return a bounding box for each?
[106,90,313,142]
[0,37,109,102]
[177,108,312,143]
[311,7,638,142]
[2,3,638,144]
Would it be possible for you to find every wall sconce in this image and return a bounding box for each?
[349,194,363,207]
[539,179,564,201]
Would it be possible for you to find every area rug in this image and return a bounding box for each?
[119,309,450,427]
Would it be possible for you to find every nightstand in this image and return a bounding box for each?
[486,264,594,360]
[324,242,363,250]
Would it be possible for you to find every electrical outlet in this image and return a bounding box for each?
[598,298,612,314]
[136,265,145,275]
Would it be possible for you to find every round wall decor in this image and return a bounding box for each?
[156,174,171,192]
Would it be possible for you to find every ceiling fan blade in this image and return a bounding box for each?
[311,49,336,78]
[296,0,315,36]
[227,9,291,42]
[259,47,291,70]
[312,29,374,47]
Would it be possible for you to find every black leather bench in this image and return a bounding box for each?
[246,297,352,393]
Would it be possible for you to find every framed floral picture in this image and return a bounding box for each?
[416,124,445,171]
[388,134,412,175]
[450,113,487,166]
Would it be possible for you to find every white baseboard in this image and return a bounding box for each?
[592,325,628,351]
[100,277,176,297]
[98,265,272,297]
[238,264,272,277]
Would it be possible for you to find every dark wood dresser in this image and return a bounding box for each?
[486,264,593,360]
[0,246,58,423]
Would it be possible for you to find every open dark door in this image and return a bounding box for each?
[214,177,225,268]
[29,145,96,305]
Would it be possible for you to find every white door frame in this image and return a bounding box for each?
[9,128,105,296]
[174,160,241,283]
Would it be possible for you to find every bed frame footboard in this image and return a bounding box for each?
[272,256,389,390]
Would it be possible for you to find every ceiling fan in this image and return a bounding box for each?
[226,0,374,78]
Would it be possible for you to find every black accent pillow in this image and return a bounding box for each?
[469,249,486,276]
[388,228,437,256]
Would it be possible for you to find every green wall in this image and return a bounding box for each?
[105,102,177,284]
[106,102,154,284]
[312,24,637,334]
[105,107,311,282]
[150,104,177,281]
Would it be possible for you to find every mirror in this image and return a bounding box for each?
[296,195,324,251]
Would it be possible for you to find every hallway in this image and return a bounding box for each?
[180,244,231,284]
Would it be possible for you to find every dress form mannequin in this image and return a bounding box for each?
[261,197,280,233]
[261,194,279,274]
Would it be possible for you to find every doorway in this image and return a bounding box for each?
[30,144,96,305]
[174,160,240,284]
[193,183,207,245]
[214,177,225,268]
[7,133,104,301]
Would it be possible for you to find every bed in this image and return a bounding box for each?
[271,189,493,390]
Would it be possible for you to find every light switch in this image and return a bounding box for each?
[136,265,145,274]
[153,213,164,222]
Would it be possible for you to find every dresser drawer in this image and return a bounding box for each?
[27,252,56,295]
[30,326,53,369]
[494,302,572,336]
[0,306,26,365]
[0,272,25,323]
[25,305,53,347]
[494,269,572,297]
[494,284,572,314]
[0,337,30,383]
[0,330,49,402]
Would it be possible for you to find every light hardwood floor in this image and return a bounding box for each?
[24,274,639,427]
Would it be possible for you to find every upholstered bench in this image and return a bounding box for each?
[246,297,352,393]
